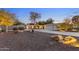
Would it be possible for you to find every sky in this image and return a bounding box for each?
[2,8,79,24]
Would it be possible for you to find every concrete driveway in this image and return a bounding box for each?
[35,29,79,37]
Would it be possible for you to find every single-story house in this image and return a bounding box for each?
[0,24,26,31]
[26,23,46,29]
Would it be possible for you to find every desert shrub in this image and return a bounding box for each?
[13,27,18,33]
[1,29,6,32]
[13,27,18,31]
[18,27,24,30]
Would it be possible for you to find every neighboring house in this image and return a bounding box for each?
[8,25,26,30]
[44,24,58,31]
[26,23,46,29]
[26,23,58,31]
[26,23,34,29]
[0,24,26,31]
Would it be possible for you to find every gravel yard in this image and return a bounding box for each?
[0,31,79,51]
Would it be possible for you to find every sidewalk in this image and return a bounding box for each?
[35,29,79,37]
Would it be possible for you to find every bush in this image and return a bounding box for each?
[18,27,24,30]
[0,28,5,32]
[1,29,6,32]
[13,27,18,33]
[58,23,73,31]
[13,27,18,31]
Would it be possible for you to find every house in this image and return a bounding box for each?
[8,25,26,30]
[26,23,46,29]
[0,24,26,31]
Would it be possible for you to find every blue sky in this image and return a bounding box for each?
[2,8,79,24]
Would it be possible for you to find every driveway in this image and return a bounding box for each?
[0,31,79,51]
[35,29,79,37]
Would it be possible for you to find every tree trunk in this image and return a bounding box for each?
[6,26,8,32]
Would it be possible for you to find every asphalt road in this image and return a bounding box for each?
[0,31,79,51]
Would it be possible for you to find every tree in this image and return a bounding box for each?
[64,18,71,24]
[37,21,46,25]
[30,12,41,24]
[46,18,54,24]
[29,12,41,32]
[14,20,25,25]
[72,15,79,23]
[58,23,73,31]
[0,9,16,32]
[71,15,79,31]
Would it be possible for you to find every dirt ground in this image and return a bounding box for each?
[0,31,79,51]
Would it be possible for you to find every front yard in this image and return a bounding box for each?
[0,31,78,51]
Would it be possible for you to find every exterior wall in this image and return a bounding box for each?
[9,25,25,30]
[45,24,58,31]
[26,25,46,29]
[0,25,25,30]
[26,25,34,29]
